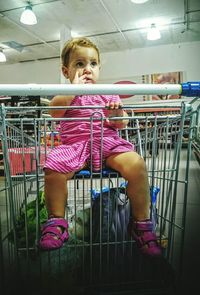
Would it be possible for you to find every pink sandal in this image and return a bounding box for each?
[128,219,162,257]
[39,218,69,251]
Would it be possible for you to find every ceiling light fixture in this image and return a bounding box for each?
[0,49,6,62]
[147,23,161,40]
[131,0,149,4]
[20,4,37,25]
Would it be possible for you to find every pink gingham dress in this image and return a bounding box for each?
[44,94,134,173]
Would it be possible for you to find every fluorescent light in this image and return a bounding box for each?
[20,5,37,25]
[147,24,161,40]
[131,0,149,4]
[0,50,6,62]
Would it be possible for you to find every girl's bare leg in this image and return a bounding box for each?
[106,151,162,256]
[106,151,150,221]
[44,168,74,218]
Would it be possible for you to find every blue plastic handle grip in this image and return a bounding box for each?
[181,82,200,97]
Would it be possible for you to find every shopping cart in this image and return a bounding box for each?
[0,82,199,295]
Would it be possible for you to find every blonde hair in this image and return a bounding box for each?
[61,37,100,66]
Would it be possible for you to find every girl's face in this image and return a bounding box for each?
[62,46,100,84]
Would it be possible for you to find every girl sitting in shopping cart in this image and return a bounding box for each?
[39,37,161,257]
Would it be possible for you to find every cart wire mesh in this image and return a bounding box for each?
[0,83,200,295]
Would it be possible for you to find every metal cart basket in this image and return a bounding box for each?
[0,82,199,295]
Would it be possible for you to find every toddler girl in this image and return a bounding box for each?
[39,37,161,257]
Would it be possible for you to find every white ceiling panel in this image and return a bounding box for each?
[0,0,199,65]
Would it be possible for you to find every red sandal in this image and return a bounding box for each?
[128,219,162,257]
[39,218,69,251]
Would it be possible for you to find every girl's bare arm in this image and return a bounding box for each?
[105,102,129,129]
[49,95,74,118]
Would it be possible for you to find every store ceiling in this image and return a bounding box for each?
[0,0,200,65]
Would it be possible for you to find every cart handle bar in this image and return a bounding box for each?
[0,81,199,97]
